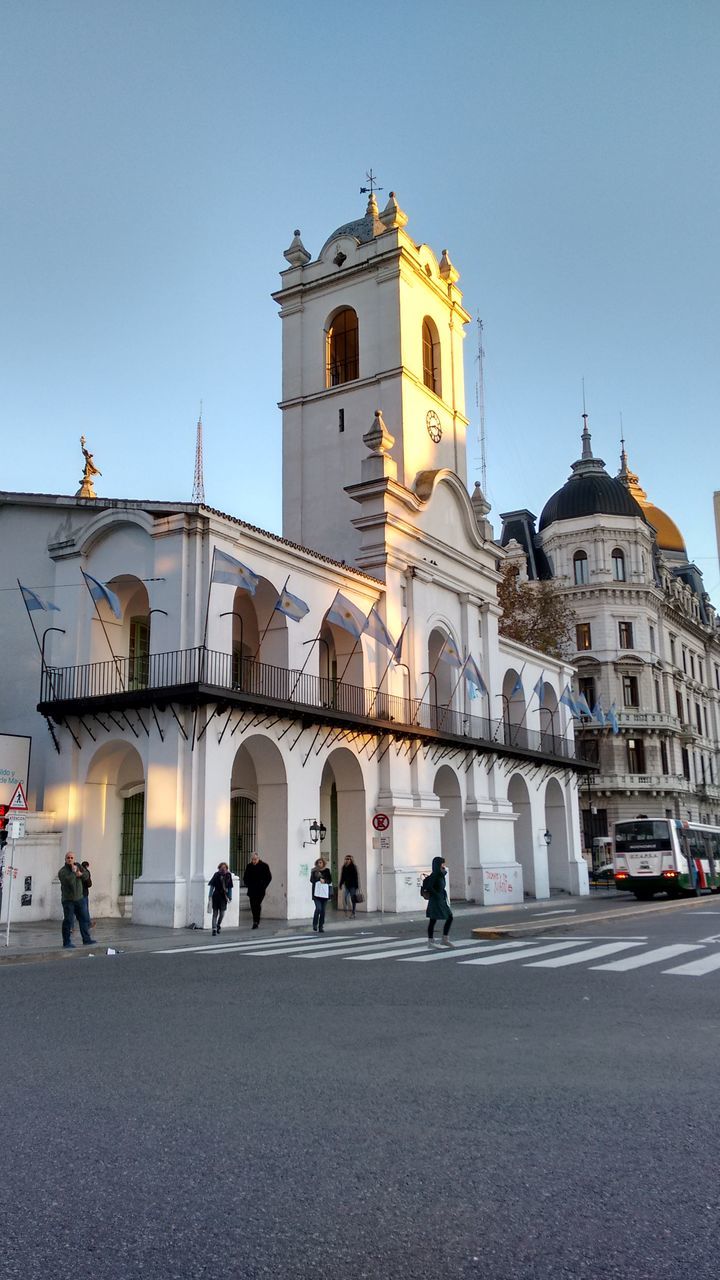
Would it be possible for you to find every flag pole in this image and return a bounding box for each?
[418,635,450,706]
[17,581,44,662]
[82,573,125,688]
[436,656,469,731]
[366,620,408,717]
[289,631,323,700]
[253,575,289,660]
[202,547,217,652]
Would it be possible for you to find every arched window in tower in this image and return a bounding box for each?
[422,318,441,396]
[612,548,626,582]
[573,550,589,586]
[326,308,359,387]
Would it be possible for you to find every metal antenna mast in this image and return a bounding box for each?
[475,317,487,493]
[192,403,205,505]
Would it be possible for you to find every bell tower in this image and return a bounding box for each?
[273,190,471,566]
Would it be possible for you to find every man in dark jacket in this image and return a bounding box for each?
[243,852,272,929]
[58,852,96,948]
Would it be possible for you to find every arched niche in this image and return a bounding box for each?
[83,740,145,915]
[508,772,534,897]
[433,764,464,901]
[319,748,367,909]
[230,735,288,917]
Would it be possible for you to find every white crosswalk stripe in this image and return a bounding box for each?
[663,952,720,976]
[525,941,645,968]
[459,939,593,966]
[591,944,703,972]
[154,931,720,978]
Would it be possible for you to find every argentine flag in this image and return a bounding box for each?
[327,592,367,640]
[275,585,309,623]
[212,550,259,595]
[19,583,60,613]
[82,571,121,619]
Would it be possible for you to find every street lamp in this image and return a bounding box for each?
[303,819,327,847]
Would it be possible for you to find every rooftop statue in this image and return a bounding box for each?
[76,435,101,499]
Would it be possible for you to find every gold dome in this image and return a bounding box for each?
[617,447,687,554]
[638,501,686,553]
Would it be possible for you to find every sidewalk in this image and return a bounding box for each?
[0,888,622,967]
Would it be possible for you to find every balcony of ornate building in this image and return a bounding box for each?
[38,645,592,771]
[592,773,691,796]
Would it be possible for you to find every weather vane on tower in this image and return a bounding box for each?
[360,169,383,197]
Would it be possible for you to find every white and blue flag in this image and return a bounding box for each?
[274,585,309,623]
[212,550,259,595]
[82,571,121,619]
[19,583,60,613]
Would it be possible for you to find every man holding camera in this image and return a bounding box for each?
[58,852,96,948]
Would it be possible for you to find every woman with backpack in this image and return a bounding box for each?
[310,857,333,933]
[424,855,454,948]
[338,855,360,918]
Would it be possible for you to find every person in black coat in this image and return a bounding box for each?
[338,855,360,918]
[243,852,272,929]
[310,857,332,933]
[426,855,454,948]
[208,862,233,936]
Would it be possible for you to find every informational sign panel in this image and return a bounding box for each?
[0,735,31,807]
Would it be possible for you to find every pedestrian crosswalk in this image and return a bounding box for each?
[156,931,720,979]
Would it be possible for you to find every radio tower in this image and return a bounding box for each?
[192,404,205,505]
[475,317,487,494]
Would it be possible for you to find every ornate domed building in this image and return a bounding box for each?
[500,419,720,859]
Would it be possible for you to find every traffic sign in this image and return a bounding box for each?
[7,783,27,811]
[372,813,390,832]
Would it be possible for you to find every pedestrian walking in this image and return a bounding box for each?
[208,862,233,936]
[338,855,359,918]
[243,852,272,929]
[58,852,96,948]
[310,857,332,933]
[425,855,454,948]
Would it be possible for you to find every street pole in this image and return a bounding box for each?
[4,838,16,948]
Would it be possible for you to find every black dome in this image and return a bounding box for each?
[539,471,646,531]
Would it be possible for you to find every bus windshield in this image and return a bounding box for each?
[615,820,672,853]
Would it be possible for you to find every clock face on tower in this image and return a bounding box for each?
[426,410,442,443]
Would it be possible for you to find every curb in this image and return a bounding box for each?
[472,894,713,938]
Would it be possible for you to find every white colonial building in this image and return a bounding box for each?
[0,191,589,929]
[501,419,720,857]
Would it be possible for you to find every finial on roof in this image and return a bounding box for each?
[438,249,459,283]
[76,435,101,499]
[283,229,311,268]
[379,191,408,231]
[363,410,395,456]
[580,412,593,460]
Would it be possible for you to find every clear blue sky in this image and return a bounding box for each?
[3,0,719,602]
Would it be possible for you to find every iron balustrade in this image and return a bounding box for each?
[40,646,583,763]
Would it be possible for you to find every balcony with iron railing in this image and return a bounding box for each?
[38,645,591,768]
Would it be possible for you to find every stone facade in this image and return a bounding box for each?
[501,425,720,860]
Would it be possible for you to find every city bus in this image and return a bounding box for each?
[613,818,720,900]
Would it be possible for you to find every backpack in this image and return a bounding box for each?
[420,874,433,901]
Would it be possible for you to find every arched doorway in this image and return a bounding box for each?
[319,749,367,910]
[503,670,527,748]
[84,740,145,917]
[230,735,288,917]
[508,772,534,897]
[426,627,461,729]
[545,777,569,889]
[433,765,464,903]
[539,684,560,751]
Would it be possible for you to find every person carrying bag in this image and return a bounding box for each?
[310,857,332,934]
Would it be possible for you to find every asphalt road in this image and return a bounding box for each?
[2,900,720,1280]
